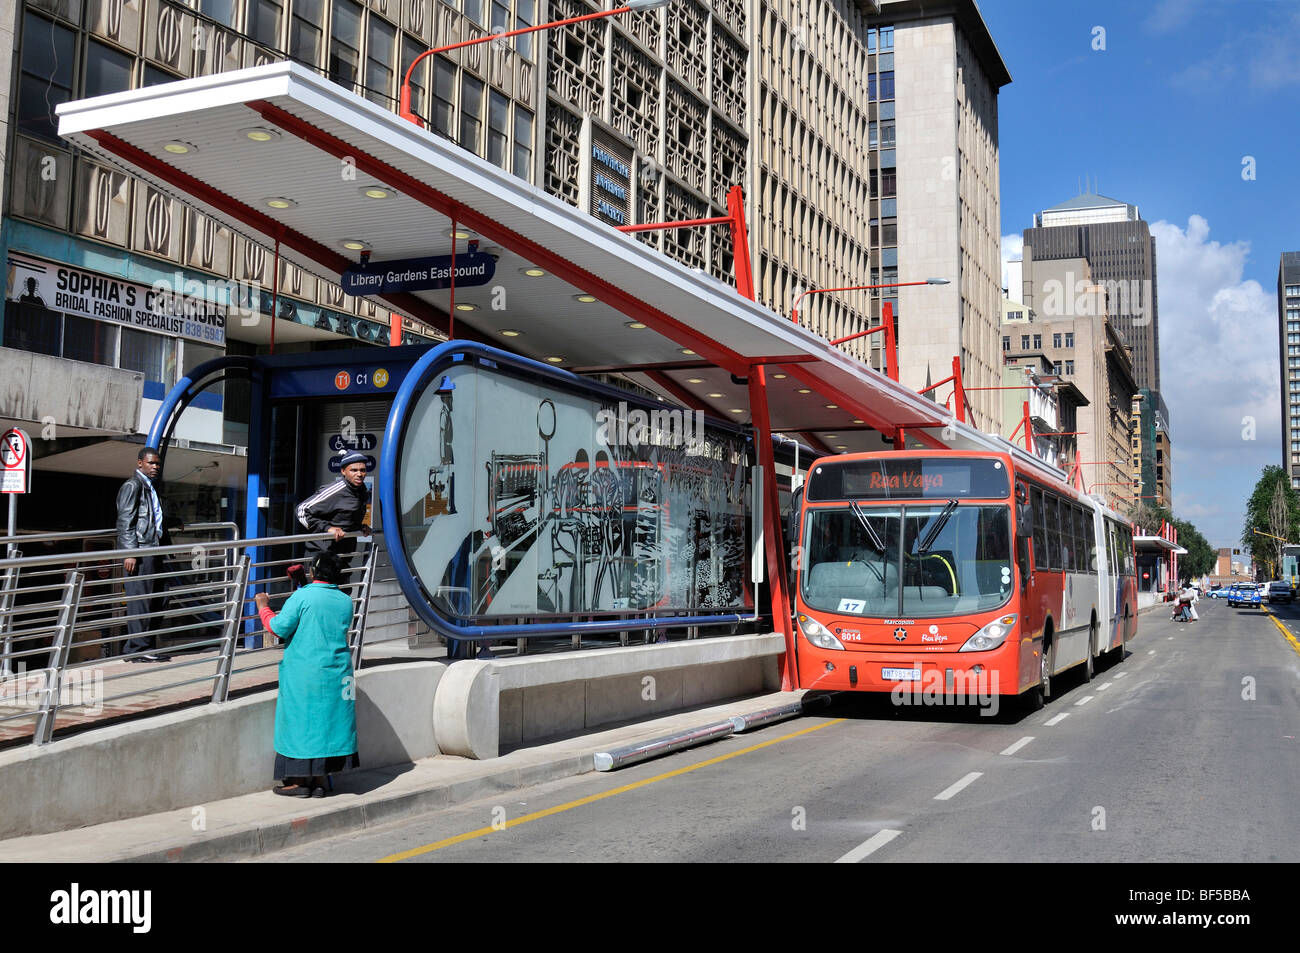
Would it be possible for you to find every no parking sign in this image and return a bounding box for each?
[1,428,31,494]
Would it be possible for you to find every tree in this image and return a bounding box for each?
[1242,465,1300,579]
[1129,502,1213,580]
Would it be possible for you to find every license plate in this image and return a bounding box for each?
[882,667,922,681]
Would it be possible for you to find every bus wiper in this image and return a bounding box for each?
[850,501,886,553]
[916,499,959,553]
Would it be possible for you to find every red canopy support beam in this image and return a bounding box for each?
[952,354,965,423]
[246,102,752,376]
[748,364,795,690]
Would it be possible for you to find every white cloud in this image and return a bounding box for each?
[1167,5,1300,91]
[1153,215,1277,546]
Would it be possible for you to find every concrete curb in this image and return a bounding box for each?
[0,691,806,863]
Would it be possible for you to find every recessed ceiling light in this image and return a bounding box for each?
[161,140,197,155]
[825,435,839,440]
[797,388,812,394]
[521,267,546,277]
[729,408,745,414]
[500,329,522,337]
[455,303,477,312]
[825,404,838,409]
[241,127,280,142]
[772,373,787,379]
[264,196,297,209]
[574,293,598,304]
[707,392,724,398]
[341,239,371,251]
[853,419,865,424]
[686,378,704,384]
[546,356,565,363]
[361,186,395,200]
[447,227,472,239]
[680,348,696,355]
[837,445,848,450]
[625,321,647,329]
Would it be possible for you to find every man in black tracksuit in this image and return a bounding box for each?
[296,451,372,563]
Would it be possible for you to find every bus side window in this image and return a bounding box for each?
[1032,487,1047,570]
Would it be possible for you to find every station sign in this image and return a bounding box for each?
[1,428,32,495]
[340,252,496,296]
[589,128,633,228]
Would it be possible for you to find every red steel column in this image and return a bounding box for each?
[726,185,756,301]
[748,364,795,690]
[882,300,897,381]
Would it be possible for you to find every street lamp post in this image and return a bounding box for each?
[399,0,672,126]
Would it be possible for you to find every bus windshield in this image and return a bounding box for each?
[802,503,1013,618]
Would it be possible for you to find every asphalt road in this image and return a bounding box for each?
[265,597,1300,863]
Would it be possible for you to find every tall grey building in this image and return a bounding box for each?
[1022,191,1165,499]
[1022,193,1160,395]
[1280,251,1300,487]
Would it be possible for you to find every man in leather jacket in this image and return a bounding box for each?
[116,447,169,660]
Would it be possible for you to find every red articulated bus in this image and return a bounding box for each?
[790,450,1137,710]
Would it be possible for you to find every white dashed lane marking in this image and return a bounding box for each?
[1044,712,1070,726]
[934,772,983,801]
[834,829,902,863]
[1000,736,1034,756]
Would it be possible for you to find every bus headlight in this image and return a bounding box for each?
[959,614,1016,652]
[799,614,844,651]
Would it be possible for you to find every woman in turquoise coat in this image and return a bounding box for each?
[254,552,359,798]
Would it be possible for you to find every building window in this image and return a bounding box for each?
[1053,333,1061,348]
[328,0,363,90]
[1033,334,1042,349]
[881,198,897,216]
[290,0,325,67]
[85,40,133,98]
[868,121,877,148]
[1287,285,1300,296]
[459,73,484,154]
[62,314,118,366]
[1065,360,1074,374]
[199,0,240,28]
[1053,361,1062,375]
[1002,335,1010,352]
[248,0,283,50]
[513,106,534,181]
[1064,332,1074,348]
[463,0,484,26]
[880,121,895,147]
[515,0,536,59]
[365,16,397,108]
[17,13,77,143]
[432,56,456,139]
[1021,334,1029,349]
[402,36,429,122]
[880,171,896,196]
[120,328,176,387]
[487,90,510,168]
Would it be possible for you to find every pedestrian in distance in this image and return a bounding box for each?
[116,447,171,662]
[290,451,372,588]
[254,552,359,798]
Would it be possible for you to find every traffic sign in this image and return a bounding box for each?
[1,428,31,495]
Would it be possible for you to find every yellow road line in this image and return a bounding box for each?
[376,717,847,863]
[1264,611,1300,658]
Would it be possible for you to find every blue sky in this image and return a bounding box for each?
[976,0,1300,551]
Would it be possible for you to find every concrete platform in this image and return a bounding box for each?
[0,690,807,863]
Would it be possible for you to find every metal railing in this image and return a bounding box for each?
[0,529,381,746]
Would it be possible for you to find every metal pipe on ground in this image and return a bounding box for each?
[593,720,736,772]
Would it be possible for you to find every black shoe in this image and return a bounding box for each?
[273,783,311,798]
[310,786,326,798]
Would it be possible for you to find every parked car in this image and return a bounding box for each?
[1267,581,1293,604]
